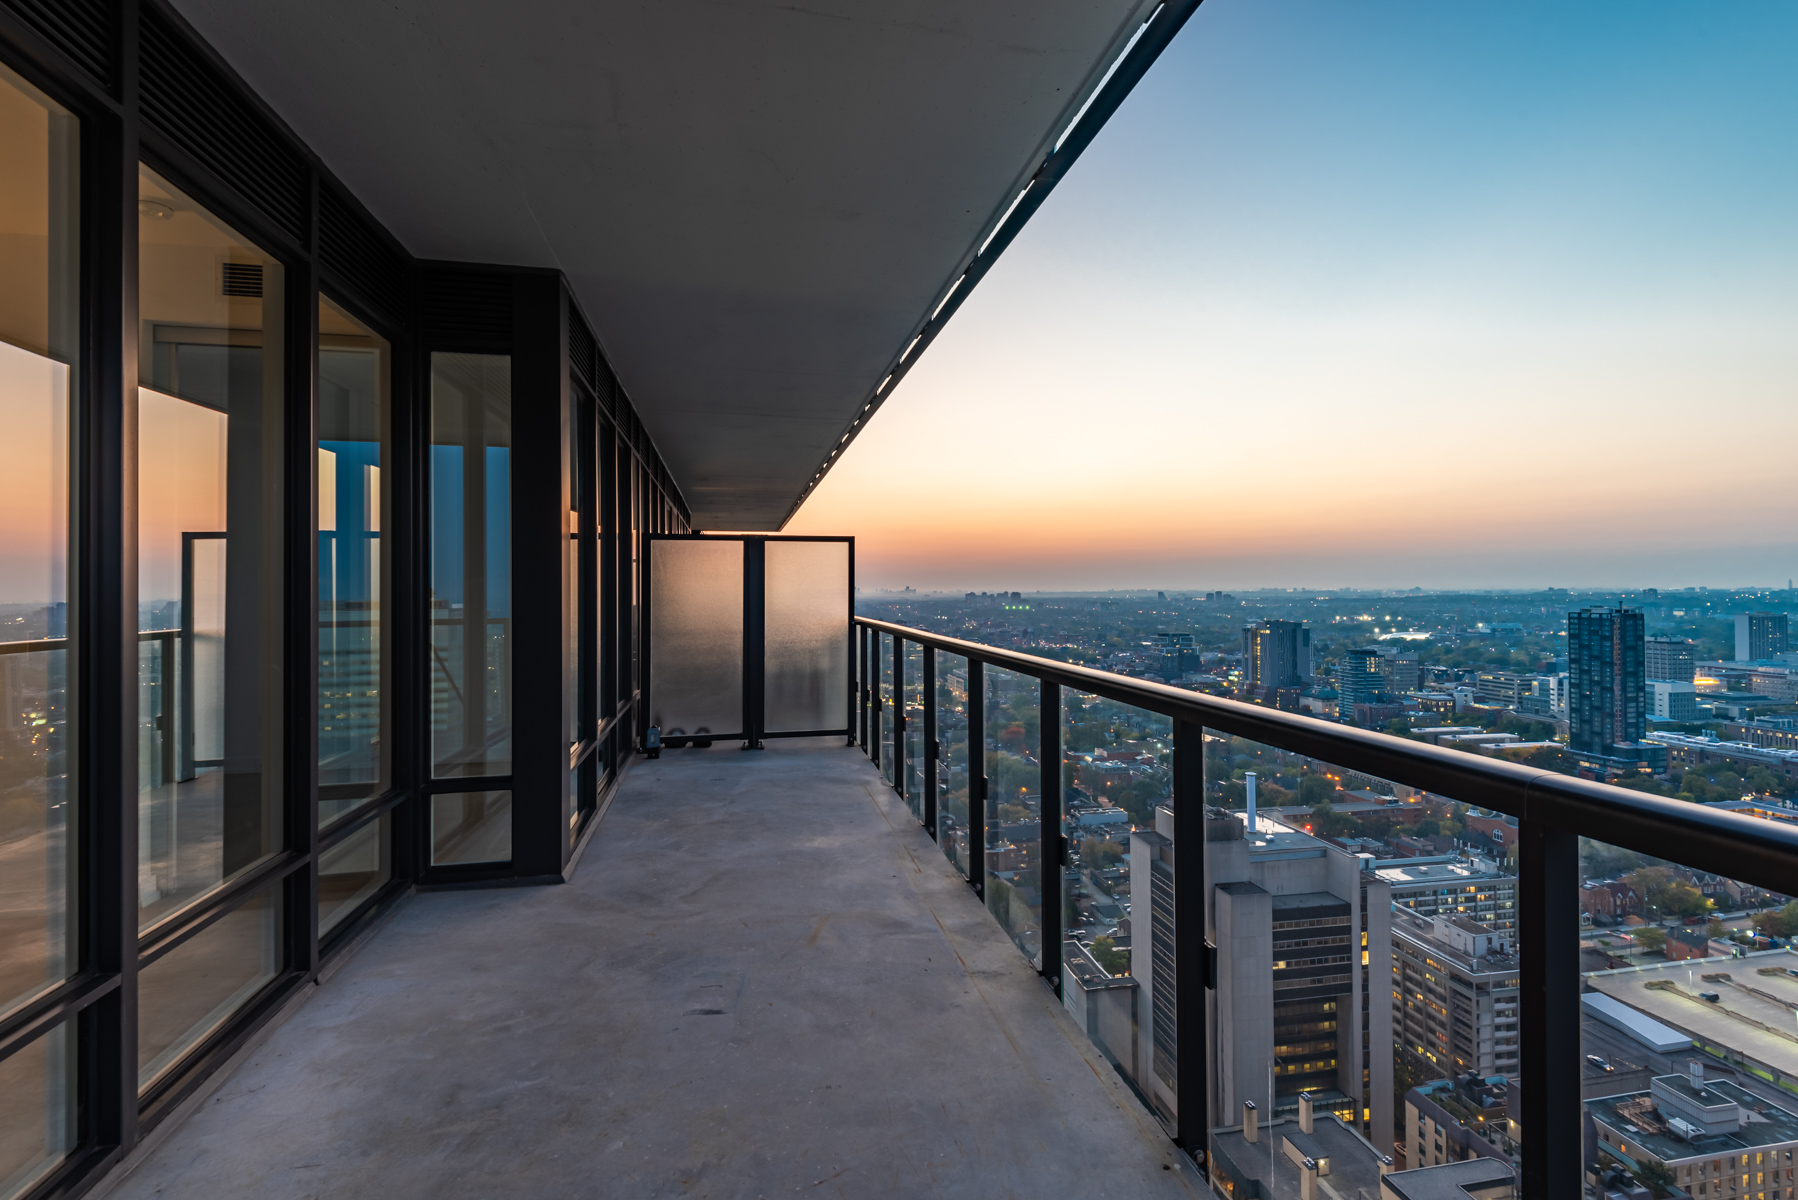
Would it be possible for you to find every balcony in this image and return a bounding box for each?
[101,736,1197,1198]
[2,5,1796,1200]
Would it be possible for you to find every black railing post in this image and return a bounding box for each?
[872,630,882,774]
[892,633,904,795]
[1040,679,1062,994]
[967,659,985,899]
[923,646,938,839]
[858,623,869,752]
[1520,816,1579,1200]
[1173,718,1209,1158]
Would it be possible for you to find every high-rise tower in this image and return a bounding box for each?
[1568,606,1645,757]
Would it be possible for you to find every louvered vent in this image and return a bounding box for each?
[568,309,597,389]
[139,7,308,245]
[319,186,407,324]
[419,271,511,349]
[221,262,262,297]
[1,0,110,87]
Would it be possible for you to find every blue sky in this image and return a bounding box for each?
[791,1,1798,592]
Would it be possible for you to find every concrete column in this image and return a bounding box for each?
[1300,1157,1318,1200]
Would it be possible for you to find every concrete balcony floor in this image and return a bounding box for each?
[104,738,1200,1199]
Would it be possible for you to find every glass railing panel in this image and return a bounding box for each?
[1578,830,1797,1200]
[984,666,1042,968]
[1059,689,1169,1089]
[935,652,971,877]
[1200,731,1517,1198]
[879,632,895,786]
[903,640,924,819]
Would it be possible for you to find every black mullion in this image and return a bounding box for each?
[1039,679,1061,992]
[743,537,764,748]
[88,0,139,1156]
[290,171,322,984]
[0,974,119,1063]
[136,853,309,967]
[316,787,411,853]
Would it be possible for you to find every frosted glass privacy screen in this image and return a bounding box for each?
[765,540,848,732]
[648,539,743,737]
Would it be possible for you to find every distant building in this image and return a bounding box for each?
[1375,857,1517,934]
[1392,913,1521,1081]
[1588,1072,1798,1197]
[1665,927,1709,961]
[1737,611,1790,661]
[1646,731,1798,780]
[1645,680,1699,723]
[1723,717,1798,752]
[1645,635,1696,684]
[1404,1075,1516,1172]
[1472,672,1532,709]
[1374,646,1422,695]
[1578,879,1641,922]
[1569,605,1661,777]
[1338,647,1388,725]
[1152,803,1394,1152]
[1241,620,1311,701]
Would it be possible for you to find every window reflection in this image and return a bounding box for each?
[429,353,511,777]
[318,297,390,824]
[431,789,511,865]
[0,1018,74,1198]
[318,813,390,935]
[0,63,78,1021]
[137,883,281,1092]
[136,164,284,929]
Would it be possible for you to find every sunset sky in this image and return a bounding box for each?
[787,0,1798,592]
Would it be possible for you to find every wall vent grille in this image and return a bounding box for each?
[221,261,262,297]
[568,308,597,390]
[319,185,407,324]
[1,0,110,87]
[419,270,511,349]
[139,7,308,245]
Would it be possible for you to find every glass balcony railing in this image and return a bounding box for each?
[853,615,1798,1200]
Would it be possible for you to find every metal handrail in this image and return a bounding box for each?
[857,616,1798,895]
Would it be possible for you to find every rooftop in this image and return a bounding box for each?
[1376,858,1512,888]
[1210,1116,1388,1199]
[1381,1157,1518,1200]
[1585,950,1798,1080]
[1588,1078,1798,1164]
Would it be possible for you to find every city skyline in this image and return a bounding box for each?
[788,0,1798,592]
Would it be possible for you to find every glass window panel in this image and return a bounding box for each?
[879,633,895,785]
[646,539,742,739]
[0,1020,74,1200]
[984,666,1042,968]
[429,353,511,778]
[0,63,77,1021]
[137,882,282,1092]
[935,652,970,877]
[317,297,390,824]
[1059,692,1168,1082]
[1199,733,1514,1196]
[903,641,924,819]
[318,812,391,936]
[764,540,848,733]
[137,164,284,929]
[431,789,511,865]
